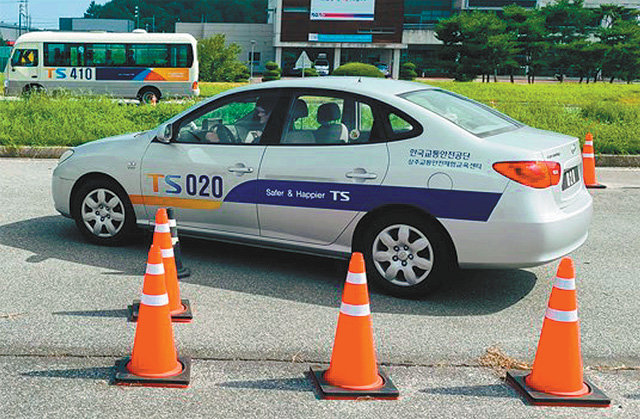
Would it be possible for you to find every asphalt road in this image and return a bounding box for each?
[1,159,639,417]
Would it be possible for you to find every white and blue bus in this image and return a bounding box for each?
[4,30,199,101]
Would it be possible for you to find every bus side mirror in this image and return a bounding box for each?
[156,123,172,143]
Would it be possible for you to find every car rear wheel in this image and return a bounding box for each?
[356,211,455,298]
[72,178,137,245]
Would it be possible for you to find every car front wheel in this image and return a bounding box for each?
[357,212,456,298]
[72,178,137,245]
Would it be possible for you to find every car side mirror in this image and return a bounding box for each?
[156,123,172,144]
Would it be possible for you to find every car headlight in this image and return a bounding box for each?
[58,149,74,164]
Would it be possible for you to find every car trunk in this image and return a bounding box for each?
[486,126,584,208]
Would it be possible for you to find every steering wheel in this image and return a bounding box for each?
[214,124,237,144]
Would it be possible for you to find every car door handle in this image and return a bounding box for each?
[31,75,37,78]
[227,166,254,174]
[346,171,377,180]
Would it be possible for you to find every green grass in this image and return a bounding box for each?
[0,81,638,153]
[199,82,247,97]
[0,93,195,147]
[424,81,640,154]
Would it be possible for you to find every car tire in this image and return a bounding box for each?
[138,86,161,104]
[72,178,137,246]
[355,211,456,299]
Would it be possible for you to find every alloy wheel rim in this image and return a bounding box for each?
[371,224,434,287]
[81,188,125,238]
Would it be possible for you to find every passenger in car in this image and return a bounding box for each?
[314,102,348,144]
[283,99,315,144]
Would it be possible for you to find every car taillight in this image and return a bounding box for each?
[493,161,561,189]
[192,81,199,91]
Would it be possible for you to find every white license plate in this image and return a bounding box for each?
[562,166,580,190]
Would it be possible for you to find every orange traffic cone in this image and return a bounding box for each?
[506,257,609,407]
[114,244,191,387]
[582,133,606,189]
[309,252,398,400]
[129,208,192,322]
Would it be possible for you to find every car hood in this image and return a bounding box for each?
[75,131,150,150]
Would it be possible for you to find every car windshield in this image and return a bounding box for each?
[401,89,520,137]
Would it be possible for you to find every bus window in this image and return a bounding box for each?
[70,45,85,66]
[86,44,127,66]
[44,43,66,66]
[131,44,168,67]
[11,49,38,67]
[170,45,191,67]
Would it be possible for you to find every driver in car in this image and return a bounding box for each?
[201,96,276,144]
[242,96,276,144]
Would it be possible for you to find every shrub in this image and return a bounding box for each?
[400,62,418,80]
[263,61,282,81]
[198,34,248,82]
[302,67,318,77]
[332,62,384,78]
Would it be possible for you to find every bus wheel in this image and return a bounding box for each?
[23,84,45,95]
[138,87,161,104]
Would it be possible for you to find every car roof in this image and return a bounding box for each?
[226,77,433,100]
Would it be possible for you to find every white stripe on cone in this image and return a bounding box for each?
[545,307,578,322]
[553,277,576,290]
[161,248,174,258]
[585,141,593,146]
[346,272,367,285]
[154,223,171,233]
[146,263,164,275]
[340,302,371,317]
[141,293,169,306]
[583,153,595,158]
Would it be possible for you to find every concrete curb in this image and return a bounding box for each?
[1,146,640,167]
[1,146,71,159]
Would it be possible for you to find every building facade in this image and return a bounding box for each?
[177,0,640,79]
[275,0,406,78]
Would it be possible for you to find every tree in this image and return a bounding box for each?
[197,34,249,82]
[540,0,598,82]
[599,21,640,83]
[595,4,640,29]
[564,39,608,83]
[503,5,548,83]
[436,11,515,82]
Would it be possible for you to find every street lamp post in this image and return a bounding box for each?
[250,40,256,82]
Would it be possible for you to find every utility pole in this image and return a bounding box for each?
[250,40,256,82]
[18,0,29,36]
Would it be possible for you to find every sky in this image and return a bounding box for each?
[0,0,107,29]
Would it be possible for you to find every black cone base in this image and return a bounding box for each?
[308,366,399,400]
[128,299,193,323]
[113,356,191,388]
[177,266,191,278]
[506,370,610,408]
